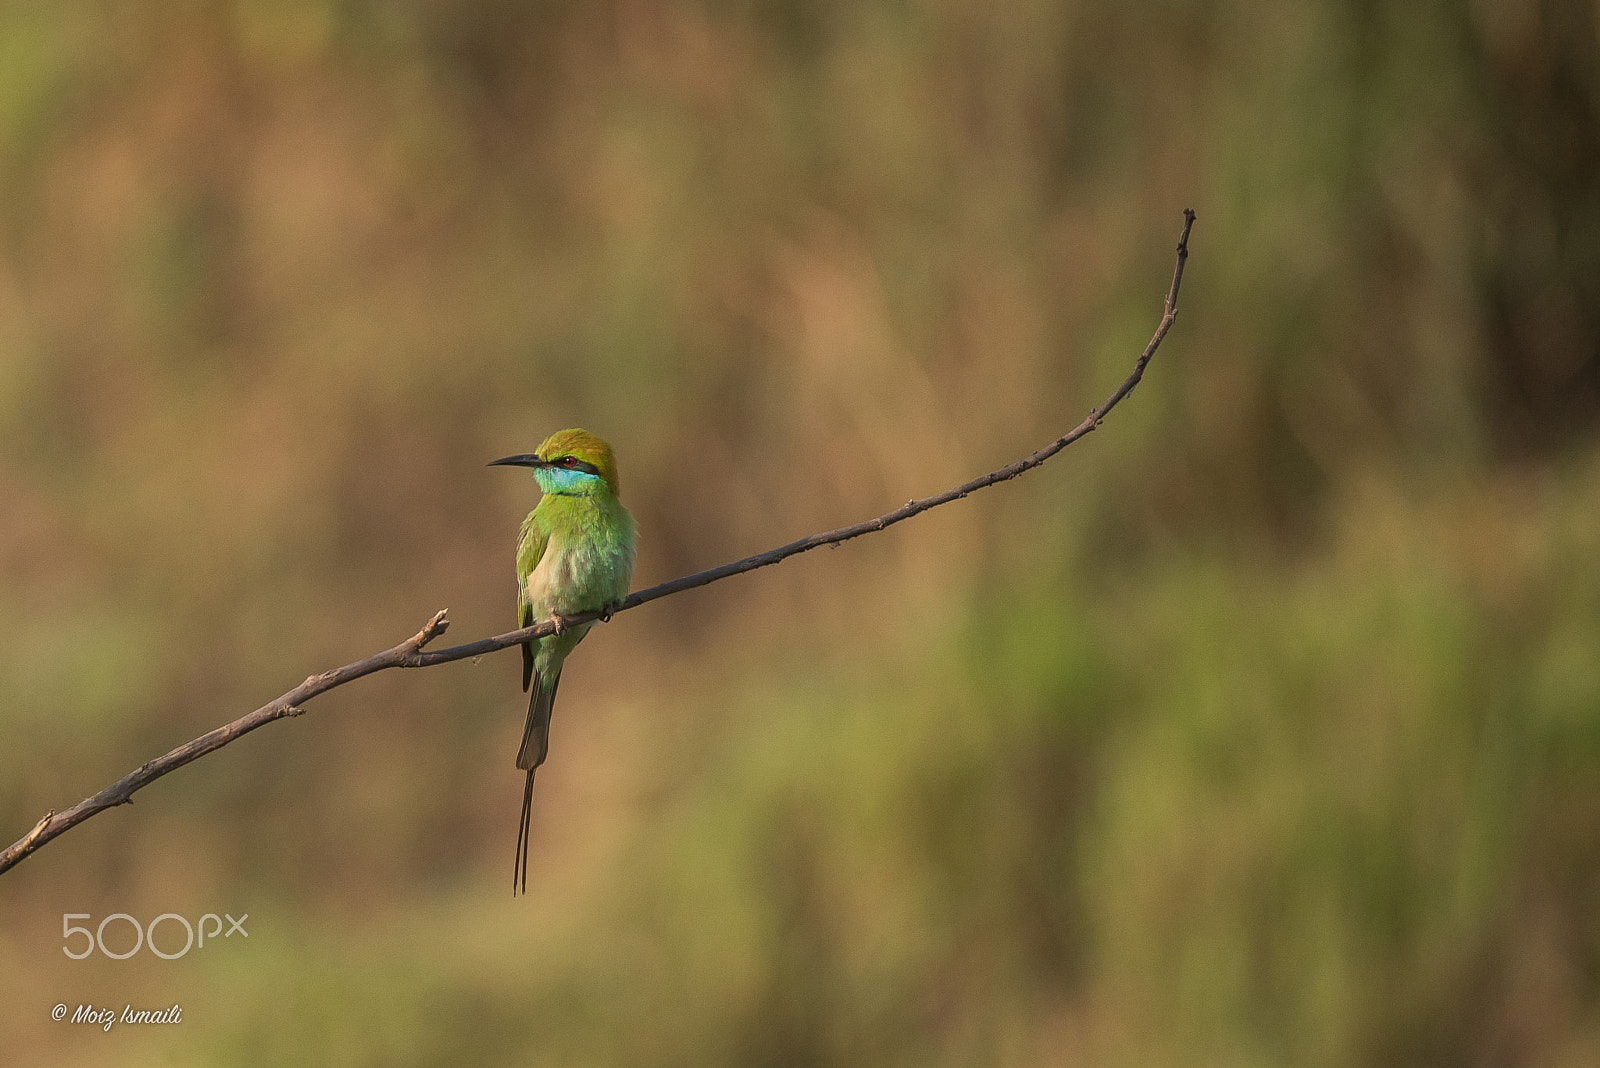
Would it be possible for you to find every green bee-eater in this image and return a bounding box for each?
[489,428,637,894]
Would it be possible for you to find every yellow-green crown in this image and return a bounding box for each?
[537,428,622,496]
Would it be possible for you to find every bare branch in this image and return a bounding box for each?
[0,210,1195,878]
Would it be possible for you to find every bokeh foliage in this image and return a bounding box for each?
[2,0,1598,1064]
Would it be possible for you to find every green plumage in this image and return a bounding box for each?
[492,428,636,893]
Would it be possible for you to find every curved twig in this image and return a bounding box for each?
[0,209,1195,878]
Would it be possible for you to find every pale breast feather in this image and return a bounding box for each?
[522,531,632,617]
[523,538,575,618]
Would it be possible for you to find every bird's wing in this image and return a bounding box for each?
[519,600,534,693]
[515,512,548,694]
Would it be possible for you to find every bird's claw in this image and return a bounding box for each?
[598,600,622,623]
[551,613,571,635]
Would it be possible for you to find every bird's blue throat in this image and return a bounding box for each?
[534,466,604,496]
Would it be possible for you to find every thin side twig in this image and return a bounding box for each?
[0,210,1195,879]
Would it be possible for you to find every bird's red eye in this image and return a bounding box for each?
[561,456,578,467]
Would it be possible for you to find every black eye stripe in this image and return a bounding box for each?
[547,456,601,476]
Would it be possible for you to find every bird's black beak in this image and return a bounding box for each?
[487,454,550,469]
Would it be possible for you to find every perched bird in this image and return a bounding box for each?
[489,429,637,894]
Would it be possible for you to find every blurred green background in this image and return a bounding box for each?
[2,0,1598,1064]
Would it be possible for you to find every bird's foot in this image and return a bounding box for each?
[598,600,623,623]
[550,613,573,635]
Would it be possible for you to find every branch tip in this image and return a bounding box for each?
[406,610,451,654]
